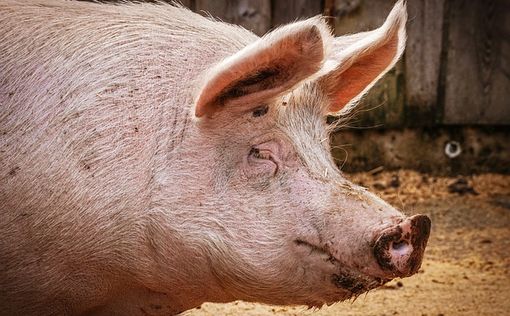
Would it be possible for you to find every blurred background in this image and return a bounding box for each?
[86,1,509,315]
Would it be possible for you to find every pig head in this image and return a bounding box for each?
[0,0,430,314]
[156,0,430,310]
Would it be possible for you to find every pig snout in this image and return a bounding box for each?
[373,214,431,277]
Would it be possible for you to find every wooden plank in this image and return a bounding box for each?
[333,0,394,35]
[443,0,510,124]
[405,0,444,124]
[195,0,271,36]
[332,0,404,127]
[271,0,323,27]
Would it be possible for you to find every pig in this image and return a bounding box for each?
[0,0,431,315]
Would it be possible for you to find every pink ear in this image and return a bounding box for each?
[195,19,330,118]
[319,0,407,114]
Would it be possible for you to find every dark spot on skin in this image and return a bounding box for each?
[139,307,149,315]
[332,274,354,288]
[252,105,269,117]
[8,91,15,97]
[8,166,20,177]
[16,212,29,220]
[84,164,91,170]
[351,283,365,293]
[134,127,139,132]
[331,274,365,294]
[150,304,162,310]
[327,255,337,265]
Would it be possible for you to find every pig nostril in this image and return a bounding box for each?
[391,240,408,251]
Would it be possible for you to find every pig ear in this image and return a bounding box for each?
[318,0,407,115]
[194,19,329,118]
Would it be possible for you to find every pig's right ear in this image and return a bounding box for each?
[194,20,328,118]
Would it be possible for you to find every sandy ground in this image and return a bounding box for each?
[184,170,510,316]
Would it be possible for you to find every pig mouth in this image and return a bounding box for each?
[294,239,390,299]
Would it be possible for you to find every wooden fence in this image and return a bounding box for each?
[178,0,510,127]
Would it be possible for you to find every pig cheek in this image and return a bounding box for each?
[287,170,329,213]
[283,170,332,242]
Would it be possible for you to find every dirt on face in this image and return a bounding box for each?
[186,170,510,316]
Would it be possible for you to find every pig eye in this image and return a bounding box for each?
[246,144,279,177]
[252,105,268,117]
[249,147,271,160]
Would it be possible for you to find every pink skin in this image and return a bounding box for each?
[0,1,430,314]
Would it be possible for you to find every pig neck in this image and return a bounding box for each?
[127,19,261,310]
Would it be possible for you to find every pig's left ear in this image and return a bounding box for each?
[195,19,330,118]
[318,0,407,115]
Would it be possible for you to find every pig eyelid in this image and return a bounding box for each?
[249,147,271,160]
[248,147,279,175]
[252,105,269,117]
[249,147,278,164]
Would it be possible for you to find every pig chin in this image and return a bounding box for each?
[293,239,390,305]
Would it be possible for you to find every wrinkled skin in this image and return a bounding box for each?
[0,1,429,315]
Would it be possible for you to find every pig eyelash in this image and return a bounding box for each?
[249,147,278,164]
[249,147,271,160]
[252,105,269,117]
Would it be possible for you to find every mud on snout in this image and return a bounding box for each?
[296,213,431,303]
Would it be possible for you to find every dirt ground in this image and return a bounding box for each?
[185,170,510,316]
